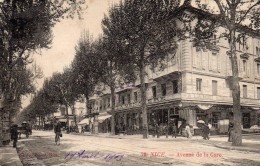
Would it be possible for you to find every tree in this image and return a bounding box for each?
[0,0,85,118]
[1,62,39,119]
[102,0,180,138]
[193,0,260,146]
[95,36,136,135]
[71,31,104,132]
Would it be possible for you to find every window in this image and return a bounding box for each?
[212,112,221,128]
[134,92,138,102]
[121,96,125,105]
[196,78,202,91]
[152,86,157,98]
[161,83,166,96]
[172,80,178,94]
[212,53,217,71]
[238,36,247,51]
[212,80,217,96]
[256,46,260,57]
[243,85,247,98]
[196,48,202,68]
[196,109,207,122]
[243,60,247,73]
[127,94,131,103]
[257,87,260,99]
[257,64,260,75]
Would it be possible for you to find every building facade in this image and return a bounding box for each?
[89,29,260,135]
[87,5,260,135]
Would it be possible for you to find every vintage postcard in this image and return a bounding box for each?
[0,0,260,166]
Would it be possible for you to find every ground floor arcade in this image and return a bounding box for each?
[106,103,260,135]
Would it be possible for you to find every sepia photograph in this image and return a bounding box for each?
[0,0,260,165]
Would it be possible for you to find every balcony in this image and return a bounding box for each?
[180,93,260,106]
[225,71,243,88]
[111,92,260,112]
[115,102,141,110]
[152,65,179,81]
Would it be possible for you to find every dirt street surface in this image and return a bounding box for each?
[17,131,260,166]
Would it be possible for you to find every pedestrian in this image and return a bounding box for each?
[156,123,160,138]
[165,124,169,138]
[81,126,84,133]
[202,124,210,140]
[54,122,62,145]
[228,121,234,142]
[151,120,157,138]
[10,124,19,148]
[185,124,192,138]
[172,123,177,138]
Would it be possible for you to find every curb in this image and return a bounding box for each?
[0,145,23,166]
[213,143,260,153]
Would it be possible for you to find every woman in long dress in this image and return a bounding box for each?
[185,124,192,138]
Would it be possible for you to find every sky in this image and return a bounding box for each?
[35,0,119,80]
[22,0,120,108]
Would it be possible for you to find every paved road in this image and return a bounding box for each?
[17,131,260,166]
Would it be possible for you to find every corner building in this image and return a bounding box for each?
[93,7,260,135]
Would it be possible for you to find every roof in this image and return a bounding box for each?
[169,1,260,37]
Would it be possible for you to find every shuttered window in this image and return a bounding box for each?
[161,83,166,96]
[212,80,218,96]
[243,85,247,98]
[257,87,260,99]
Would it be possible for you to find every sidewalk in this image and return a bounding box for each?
[0,144,23,166]
[209,136,260,153]
[71,132,260,153]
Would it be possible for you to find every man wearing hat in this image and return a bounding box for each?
[10,124,19,148]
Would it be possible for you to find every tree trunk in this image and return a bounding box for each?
[230,29,242,146]
[72,104,78,132]
[139,61,148,139]
[38,116,41,128]
[65,104,69,132]
[85,95,91,133]
[110,85,116,135]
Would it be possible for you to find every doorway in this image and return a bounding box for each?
[242,113,250,129]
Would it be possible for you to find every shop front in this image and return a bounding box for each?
[114,109,143,135]
[97,113,111,133]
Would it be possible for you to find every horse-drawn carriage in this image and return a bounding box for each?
[18,122,32,139]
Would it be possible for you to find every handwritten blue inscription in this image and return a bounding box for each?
[64,150,125,163]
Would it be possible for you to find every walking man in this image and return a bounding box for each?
[10,124,19,148]
[172,123,177,138]
[54,122,62,145]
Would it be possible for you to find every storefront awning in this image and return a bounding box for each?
[197,104,213,110]
[98,115,112,123]
[78,118,90,125]
[250,107,260,111]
